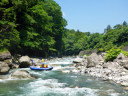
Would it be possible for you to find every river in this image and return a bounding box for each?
[0,57,127,96]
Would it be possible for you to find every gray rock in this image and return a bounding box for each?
[83,55,87,59]
[100,52,107,59]
[4,59,12,66]
[0,62,10,75]
[12,64,19,69]
[11,70,34,79]
[124,63,128,70]
[73,57,83,63]
[0,75,9,79]
[79,49,97,56]
[19,56,30,68]
[0,51,12,61]
[121,82,128,87]
[117,53,125,60]
[123,87,128,91]
[86,53,104,68]
[117,59,128,70]
[103,62,120,71]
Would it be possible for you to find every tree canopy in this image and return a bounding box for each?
[0,0,67,57]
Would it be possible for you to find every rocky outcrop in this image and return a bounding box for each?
[0,62,10,75]
[79,49,97,56]
[86,53,104,68]
[19,56,30,68]
[11,70,34,79]
[0,51,12,61]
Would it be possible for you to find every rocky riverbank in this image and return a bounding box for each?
[0,51,36,79]
[72,53,128,89]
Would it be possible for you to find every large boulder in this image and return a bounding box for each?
[114,53,128,70]
[86,53,104,68]
[0,62,10,75]
[73,57,83,63]
[11,70,34,79]
[19,56,30,68]
[0,51,12,61]
[103,62,120,71]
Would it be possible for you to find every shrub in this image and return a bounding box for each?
[0,48,8,54]
[97,48,104,53]
[105,48,128,62]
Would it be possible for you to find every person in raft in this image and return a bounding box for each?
[31,59,35,66]
[40,59,48,68]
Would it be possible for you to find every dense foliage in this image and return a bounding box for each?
[105,48,128,62]
[0,0,67,57]
[64,21,128,56]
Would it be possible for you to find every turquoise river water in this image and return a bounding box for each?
[0,57,128,96]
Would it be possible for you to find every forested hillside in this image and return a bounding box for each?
[0,0,67,57]
[64,21,128,55]
[0,0,128,57]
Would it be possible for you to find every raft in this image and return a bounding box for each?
[30,66,53,71]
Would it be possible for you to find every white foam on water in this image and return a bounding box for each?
[48,57,74,65]
[52,66,62,70]
[28,78,67,88]
[49,61,73,65]
[29,71,42,76]
[20,78,98,96]
[0,79,5,82]
[106,89,120,96]
[24,87,98,96]
[109,93,120,96]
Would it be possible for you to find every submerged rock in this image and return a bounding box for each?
[11,70,34,79]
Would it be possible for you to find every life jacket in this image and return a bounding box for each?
[44,64,48,68]
[40,65,42,68]
[44,64,47,68]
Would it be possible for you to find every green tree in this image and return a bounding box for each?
[122,21,127,27]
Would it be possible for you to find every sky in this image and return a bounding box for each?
[54,0,128,33]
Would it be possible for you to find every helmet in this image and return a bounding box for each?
[42,59,44,62]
